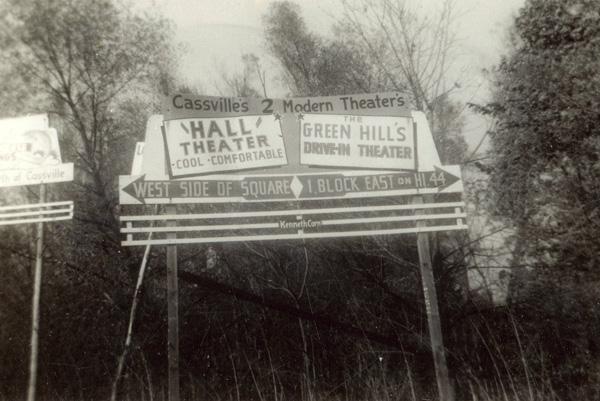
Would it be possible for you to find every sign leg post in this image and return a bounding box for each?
[27,184,46,401]
[166,205,180,401]
[413,195,454,401]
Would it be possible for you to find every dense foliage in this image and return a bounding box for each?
[481,0,600,271]
[475,0,600,398]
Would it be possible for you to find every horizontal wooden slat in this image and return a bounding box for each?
[121,212,468,234]
[120,198,468,246]
[0,201,73,212]
[0,201,74,226]
[0,207,73,219]
[120,202,466,222]
[121,224,468,246]
[122,222,279,233]
[0,214,73,226]
[323,212,467,226]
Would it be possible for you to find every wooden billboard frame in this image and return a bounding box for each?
[119,94,463,401]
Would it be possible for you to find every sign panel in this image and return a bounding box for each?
[119,165,462,204]
[131,142,145,175]
[300,114,415,170]
[0,115,74,187]
[161,92,418,178]
[0,115,50,168]
[163,93,412,121]
[163,115,288,178]
[0,163,74,188]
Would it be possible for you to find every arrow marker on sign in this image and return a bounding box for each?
[120,167,461,204]
[431,166,461,189]
[122,175,231,204]
[294,167,460,198]
[122,175,161,204]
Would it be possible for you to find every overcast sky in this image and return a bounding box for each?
[134,0,526,150]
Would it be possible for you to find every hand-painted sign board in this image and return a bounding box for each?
[119,92,457,203]
[120,92,465,206]
[119,165,462,204]
[299,114,415,171]
[163,115,288,177]
[163,93,412,120]
[0,115,74,187]
[161,93,417,178]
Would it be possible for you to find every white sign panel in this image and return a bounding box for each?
[300,114,415,170]
[0,115,74,187]
[163,115,288,178]
[0,163,74,187]
[131,142,145,175]
[0,127,63,170]
[119,165,463,204]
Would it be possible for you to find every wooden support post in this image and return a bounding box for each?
[27,184,46,401]
[166,205,180,401]
[413,195,454,401]
[111,228,155,401]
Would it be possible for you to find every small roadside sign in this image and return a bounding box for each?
[0,116,74,187]
[0,163,74,187]
[0,114,75,401]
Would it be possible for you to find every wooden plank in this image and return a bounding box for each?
[121,212,467,234]
[0,200,73,212]
[413,195,455,401]
[122,221,279,233]
[323,212,467,226]
[0,207,73,219]
[120,202,466,222]
[0,201,73,226]
[27,184,46,401]
[0,215,73,226]
[166,205,180,401]
[121,224,468,247]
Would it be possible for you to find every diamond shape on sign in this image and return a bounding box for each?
[290,176,303,199]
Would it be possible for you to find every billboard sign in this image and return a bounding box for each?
[0,115,73,187]
[161,92,415,179]
[119,93,462,205]
[119,94,467,245]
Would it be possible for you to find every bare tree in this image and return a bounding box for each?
[340,0,463,112]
